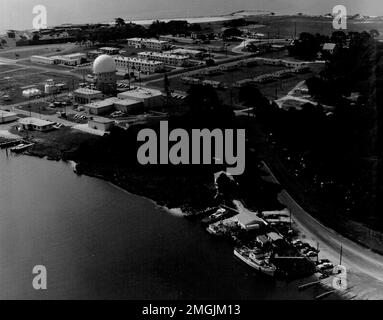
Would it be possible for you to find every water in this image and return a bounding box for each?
[0,151,316,299]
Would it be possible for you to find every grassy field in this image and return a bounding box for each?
[0,43,77,60]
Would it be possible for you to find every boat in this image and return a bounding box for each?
[10,143,34,154]
[234,247,276,277]
[201,208,235,225]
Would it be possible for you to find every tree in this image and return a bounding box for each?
[115,18,126,27]
[223,28,242,39]
[370,29,380,38]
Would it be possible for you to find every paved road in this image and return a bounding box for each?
[261,161,383,286]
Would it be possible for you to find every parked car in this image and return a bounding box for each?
[317,262,334,272]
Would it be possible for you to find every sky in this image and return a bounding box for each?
[0,0,382,32]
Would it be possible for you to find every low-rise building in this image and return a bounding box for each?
[73,88,103,104]
[114,56,164,74]
[30,55,55,65]
[166,48,203,58]
[118,87,163,108]
[0,110,18,124]
[88,117,115,132]
[159,35,195,44]
[52,53,87,66]
[126,38,171,50]
[137,51,189,67]
[85,99,115,115]
[19,117,55,132]
[99,47,120,55]
[106,97,143,113]
[322,43,337,55]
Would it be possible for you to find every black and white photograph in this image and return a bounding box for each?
[0,0,382,306]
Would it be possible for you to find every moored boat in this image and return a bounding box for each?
[10,143,34,154]
[234,247,276,277]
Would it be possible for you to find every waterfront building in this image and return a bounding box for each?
[19,117,55,132]
[234,209,266,231]
[117,87,163,108]
[114,56,163,74]
[73,88,103,104]
[137,51,189,67]
[0,110,18,124]
[88,117,115,132]
[126,38,171,51]
[93,54,117,94]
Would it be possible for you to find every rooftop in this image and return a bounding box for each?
[19,117,54,127]
[0,110,17,118]
[114,56,164,65]
[100,47,120,50]
[323,43,336,50]
[119,87,162,99]
[74,88,102,95]
[138,51,189,60]
[89,117,115,124]
[85,99,115,109]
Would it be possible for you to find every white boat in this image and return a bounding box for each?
[234,247,276,277]
[10,143,34,153]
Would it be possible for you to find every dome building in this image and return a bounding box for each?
[93,54,117,95]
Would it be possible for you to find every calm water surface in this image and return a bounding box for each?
[0,151,317,299]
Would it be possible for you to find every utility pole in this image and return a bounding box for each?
[340,245,343,265]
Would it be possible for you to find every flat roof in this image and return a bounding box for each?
[89,117,114,124]
[85,99,115,109]
[114,56,163,65]
[0,110,17,117]
[74,88,102,95]
[119,87,162,99]
[138,51,189,60]
[105,97,142,106]
[100,47,120,50]
[19,117,54,127]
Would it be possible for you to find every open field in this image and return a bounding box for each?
[0,43,77,60]
[0,68,78,104]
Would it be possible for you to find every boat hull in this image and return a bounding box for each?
[234,249,276,277]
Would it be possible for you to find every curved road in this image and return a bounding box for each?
[261,161,383,296]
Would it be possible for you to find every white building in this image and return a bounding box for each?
[30,55,55,65]
[22,88,42,98]
[51,53,86,66]
[166,48,203,58]
[73,88,103,104]
[19,117,55,132]
[114,56,163,74]
[99,47,120,55]
[137,51,189,67]
[126,38,171,50]
[88,118,115,132]
[0,110,18,124]
[118,87,163,108]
